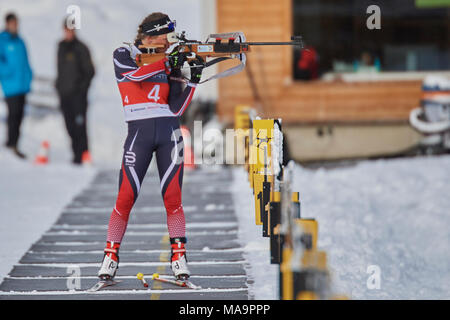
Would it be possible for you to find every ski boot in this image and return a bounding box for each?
[170,237,190,280]
[98,241,120,280]
[88,242,121,292]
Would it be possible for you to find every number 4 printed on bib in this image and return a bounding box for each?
[148,85,160,102]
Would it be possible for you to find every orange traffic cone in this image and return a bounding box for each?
[34,140,50,165]
[180,125,195,170]
[81,150,93,165]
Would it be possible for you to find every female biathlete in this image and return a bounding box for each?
[97,12,203,281]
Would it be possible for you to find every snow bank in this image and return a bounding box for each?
[232,167,279,300]
[0,151,96,283]
[293,156,450,299]
[232,155,450,300]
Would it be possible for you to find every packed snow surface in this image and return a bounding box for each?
[0,152,96,283]
[232,156,450,299]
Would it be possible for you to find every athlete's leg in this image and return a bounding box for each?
[107,121,155,244]
[99,120,156,279]
[155,120,186,240]
[155,120,190,278]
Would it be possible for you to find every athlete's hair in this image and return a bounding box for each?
[135,12,169,44]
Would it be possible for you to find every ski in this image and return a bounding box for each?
[152,273,201,290]
[87,279,121,292]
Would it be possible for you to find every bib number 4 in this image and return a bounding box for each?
[148,85,161,102]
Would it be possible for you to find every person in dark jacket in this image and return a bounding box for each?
[55,20,95,164]
[0,13,33,159]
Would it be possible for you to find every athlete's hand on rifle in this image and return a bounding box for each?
[168,47,188,70]
[189,56,204,84]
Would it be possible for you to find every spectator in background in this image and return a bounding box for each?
[294,45,319,80]
[55,18,95,165]
[0,13,33,159]
[353,51,381,73]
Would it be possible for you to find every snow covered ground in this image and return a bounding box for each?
[292,156,450,299]
[232,156,450,300]
[0,150,96,283]
[2,145,448,299]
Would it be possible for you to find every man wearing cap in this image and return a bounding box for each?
[96,12,203,283]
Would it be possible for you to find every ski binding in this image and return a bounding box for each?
[87,278,121,292]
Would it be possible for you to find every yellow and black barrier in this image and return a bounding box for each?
[269,191,302,264]
[233,105,348,300]
[279,218,331,300]
[269,191,282,264]
[280,247,330,300]
[249,119,275,228]
[233,105,252,170]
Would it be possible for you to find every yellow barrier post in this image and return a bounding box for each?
[280,216,332,300]
[233,105,252,170]
[253,173,265,225]
[295,219,318,250]
[251,119,275,226]
[238,112,346,300]
[292,192,301,219]
[280,247,294,300]
[294,250,330,300]
[269,191,282,264]
[234,105,252,131]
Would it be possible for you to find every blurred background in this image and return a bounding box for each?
[216,0,450,163]
[0,0,216,166]
[1,0,448,167]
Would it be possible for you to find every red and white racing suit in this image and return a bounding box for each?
[107,44,195,244]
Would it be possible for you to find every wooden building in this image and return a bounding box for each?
[215,0,449,161]
[215,0,426,124]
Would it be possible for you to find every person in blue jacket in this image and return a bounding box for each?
[0,13,32,158]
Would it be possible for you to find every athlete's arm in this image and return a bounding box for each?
[113,47,168,82]
[167,57,205,116]
[168,80,196,117]
[168,69,183,98]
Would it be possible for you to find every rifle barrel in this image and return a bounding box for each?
[244,42,302,46]
[244,36,303,46]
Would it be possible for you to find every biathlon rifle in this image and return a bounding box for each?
[128,31,304,84]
